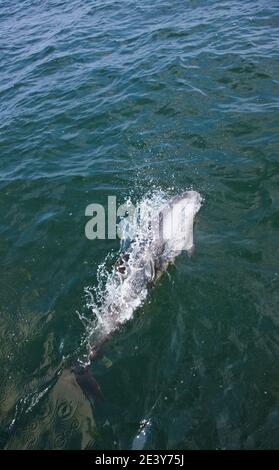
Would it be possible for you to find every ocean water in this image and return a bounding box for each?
[0,0,279,450]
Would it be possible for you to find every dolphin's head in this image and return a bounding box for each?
[162,190,202,254]
[172,190,202,209]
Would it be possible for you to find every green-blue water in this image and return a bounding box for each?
[1,0,279,450]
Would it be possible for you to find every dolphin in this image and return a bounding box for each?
[71,190,202,403]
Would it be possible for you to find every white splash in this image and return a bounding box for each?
[82,190,202,356]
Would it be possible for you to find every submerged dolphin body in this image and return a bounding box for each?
[72,191,202,403]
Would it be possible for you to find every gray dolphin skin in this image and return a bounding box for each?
[72,191,202,403]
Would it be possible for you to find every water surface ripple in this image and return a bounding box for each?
[0,0,279,449]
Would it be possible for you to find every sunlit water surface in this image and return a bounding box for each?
[0,0,279,449]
